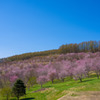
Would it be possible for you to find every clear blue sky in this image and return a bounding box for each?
[0,0,100,58]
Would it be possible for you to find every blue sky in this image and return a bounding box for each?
[0,0,100,58]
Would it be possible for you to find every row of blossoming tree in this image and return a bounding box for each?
[0,52,100,90]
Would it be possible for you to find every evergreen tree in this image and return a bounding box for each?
[12,79,26,100]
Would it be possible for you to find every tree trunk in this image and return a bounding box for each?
[17,96,19,100]
[97,74,99,79]
[62,78,64,82]
[41,84,42,88]
[7,96,8,100]
[52,80,53,84]
[79,78,82,82]
[6,94,9,100]
[70,74,73,79]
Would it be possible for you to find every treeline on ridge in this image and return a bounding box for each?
[7,49,58,61]
[5,41,100,62]
[59,41,100,53]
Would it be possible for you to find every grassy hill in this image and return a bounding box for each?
[0,41,100,100]
[1,74,100,100]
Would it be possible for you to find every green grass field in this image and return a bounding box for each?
[1,75,100,100]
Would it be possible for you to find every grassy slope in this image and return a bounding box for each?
[21,75,100,100]
[1,75,100,100]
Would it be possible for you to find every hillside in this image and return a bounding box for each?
[0,41,100,100]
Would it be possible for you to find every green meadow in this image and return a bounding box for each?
[1,75,100,100]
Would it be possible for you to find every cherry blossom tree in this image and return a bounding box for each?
[73,60,86,82]
[37,76,47,88]
[92,57,100,79]
[48,68,57,83]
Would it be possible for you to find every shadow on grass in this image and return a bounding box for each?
[83,79,93,82]
[44,86,51,88]
[78,79,93,83]
[21,97,35,100]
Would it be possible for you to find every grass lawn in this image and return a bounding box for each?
[1,75,100,100]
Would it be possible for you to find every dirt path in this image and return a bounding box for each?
[58,91,100,100]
